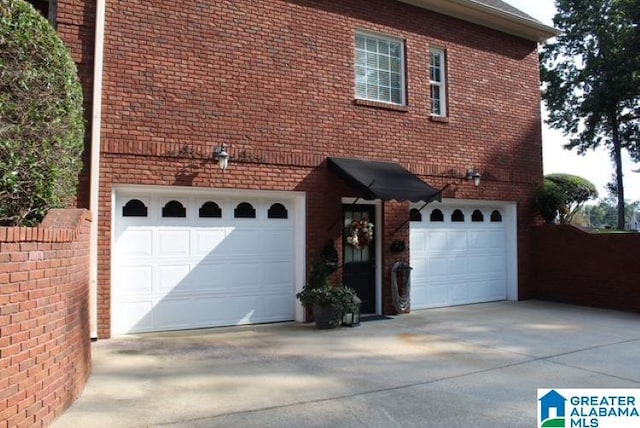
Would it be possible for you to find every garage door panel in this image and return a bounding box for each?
[468,230,505,249]
[229,229,264,255]
[426,256,448,275]
[229,263,260,286]
[182,264,227,290]
[450,283,469,304]
[263,294,295,319]
[116,300,154,333]
[153,298,193,329]
[262,230,293,253]
[411,230,427,251]
[411,282,448,309]
[468,279,506,300]
[263,262,294,286]
[468,255,506,274]
[119,265,153,294]
[447,254,468,274]
[158,229,190,257]
[194,229,228,257]
[158,264,191,292]
[118,229,153,257]
[427,231,447,250]
[447,231,468,251]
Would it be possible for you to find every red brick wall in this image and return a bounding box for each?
[56,0,97,209]
[0,210,91,428]
[532,225,640,312]
[57,0,544,336]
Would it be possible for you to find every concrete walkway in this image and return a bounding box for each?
[53,301,640,427]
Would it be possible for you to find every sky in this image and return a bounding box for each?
[504,0,640,202]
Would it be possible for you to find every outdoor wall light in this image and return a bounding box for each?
[467,168,481,187]
[214,144,229,170]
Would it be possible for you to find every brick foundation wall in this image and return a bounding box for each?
[532,225,640,313]
[0,210,92,427]
[56,0,545,336]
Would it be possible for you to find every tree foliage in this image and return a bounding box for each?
[0,0,84,226]
[536,174,598,224]
[540,0,640,230]
[577,198,640,229]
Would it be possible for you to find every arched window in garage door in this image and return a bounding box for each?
[122,199,148,217]
[234,202,256,218]
[268,203,288,219]
[430,209,444,222]
[472,209,484,222]
[451,209,465,222]
[199,201,222,218]
[162,200,186,218]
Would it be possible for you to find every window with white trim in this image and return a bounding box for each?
[430,48,447,116]
[355,32,405,105]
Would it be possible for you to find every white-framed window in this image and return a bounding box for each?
[430,48,447,116]
[355,32,405,105]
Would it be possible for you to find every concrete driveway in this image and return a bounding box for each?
[53,301,640,427]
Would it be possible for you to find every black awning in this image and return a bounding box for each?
[327,157,441,203]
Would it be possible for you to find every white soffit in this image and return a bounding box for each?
[397,0,560,42]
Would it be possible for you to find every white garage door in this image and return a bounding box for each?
[410,202,512,309]
[112,189,298,335]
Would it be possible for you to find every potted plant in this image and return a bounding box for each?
[296,258,359,329]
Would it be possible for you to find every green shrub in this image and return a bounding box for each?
[536,174,598,224]
[0,0,84,226]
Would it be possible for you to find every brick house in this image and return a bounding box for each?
[38,0,556,337]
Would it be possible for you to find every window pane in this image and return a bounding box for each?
[430,66,439,82]
[366,52,377,69]
[379,86,391,102]
[366,84,379,100]
[356,50,366,67]
[391,88,401,104]
[366,37,377,52]
[356,34,365,49]
[390,72,401,88]
[389,42,400,57]
[368,72,379,86]
[379,54,389,70]
[431,52,440,68]
[390,56,401,73]
[379,39,389,54]
[431,85,440,101]
[379,71,390,87]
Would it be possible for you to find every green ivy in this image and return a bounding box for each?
[0,0,84,226]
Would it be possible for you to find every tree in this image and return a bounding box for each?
[0,0,84,226]
[580,198,640,228]
[536,174,598,224]
[540,0,640,230]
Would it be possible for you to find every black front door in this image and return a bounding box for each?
[343,205,376,314]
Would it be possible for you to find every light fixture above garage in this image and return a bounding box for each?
[214,144,229,170]
[466,168,481,187]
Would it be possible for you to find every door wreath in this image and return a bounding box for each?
[346,218,374,248]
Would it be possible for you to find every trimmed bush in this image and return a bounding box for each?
[0,0,84,226]
[536,174,598,224]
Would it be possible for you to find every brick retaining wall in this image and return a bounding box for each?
[533,225,640,313]
[0,209,91,427]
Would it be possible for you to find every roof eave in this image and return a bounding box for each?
[397,0,560,42]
